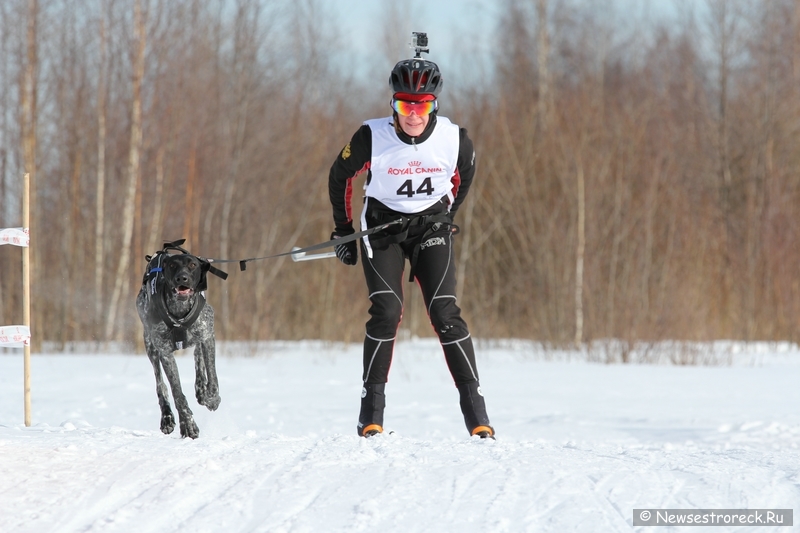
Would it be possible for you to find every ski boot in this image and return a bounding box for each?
[458,381,496,440]
[357,382,385,438]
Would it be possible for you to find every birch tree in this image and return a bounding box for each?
[105,0,145,340]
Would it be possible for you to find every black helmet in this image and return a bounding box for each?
[389,58,443,96]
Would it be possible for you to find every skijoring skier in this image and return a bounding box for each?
[327,32,495,439]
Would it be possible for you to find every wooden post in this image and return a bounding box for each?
[23,172,31,426]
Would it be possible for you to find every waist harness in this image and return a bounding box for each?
[368,204,459,281]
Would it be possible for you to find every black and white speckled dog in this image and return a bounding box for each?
[136,240,227,439]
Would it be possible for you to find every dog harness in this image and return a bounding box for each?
[141,240,227,351]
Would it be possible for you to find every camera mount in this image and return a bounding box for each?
[411,32,429,58]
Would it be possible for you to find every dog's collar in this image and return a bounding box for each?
[155,289,206,351]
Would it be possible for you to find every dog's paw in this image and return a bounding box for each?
[206,396,221,411]
[180,417,199,439]
[160,413,176,435]
[196,386,221,411]
[204,393,221,412]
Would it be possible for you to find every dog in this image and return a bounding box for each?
[136,240,227,439]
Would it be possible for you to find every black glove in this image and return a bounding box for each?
[331,230,358,266]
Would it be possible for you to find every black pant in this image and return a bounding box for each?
[359,223,479,386]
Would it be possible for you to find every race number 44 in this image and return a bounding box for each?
[397,177,434,197]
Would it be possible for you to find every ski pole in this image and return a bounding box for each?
[290,247,337,262]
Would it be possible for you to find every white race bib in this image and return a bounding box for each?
[363,116,459,213]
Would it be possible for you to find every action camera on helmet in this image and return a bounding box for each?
[412,32,429,58]
[389,31,443,96]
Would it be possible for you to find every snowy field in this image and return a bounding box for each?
[1,339,799,533]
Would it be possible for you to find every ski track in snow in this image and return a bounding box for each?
[1,340,799,532]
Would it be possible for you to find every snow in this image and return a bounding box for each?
[1,339,799,532]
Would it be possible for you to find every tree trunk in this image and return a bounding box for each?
[21,0,38,350]
[574,159,585,347]
[95,14,107,334]
[537,0,551,130]
[105,0,145,342]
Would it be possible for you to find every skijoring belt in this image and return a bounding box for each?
[367,212,458,249]
[367,212,460,282]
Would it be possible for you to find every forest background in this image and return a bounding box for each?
[1,0,798,353]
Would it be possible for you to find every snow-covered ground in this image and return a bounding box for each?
[1,340,798,532]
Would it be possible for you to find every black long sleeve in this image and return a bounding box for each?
[451,128,476,216]
[328,125,372,232]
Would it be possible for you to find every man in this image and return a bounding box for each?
[328,43,495,439]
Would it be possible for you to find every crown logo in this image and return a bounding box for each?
[408,160,421,167]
